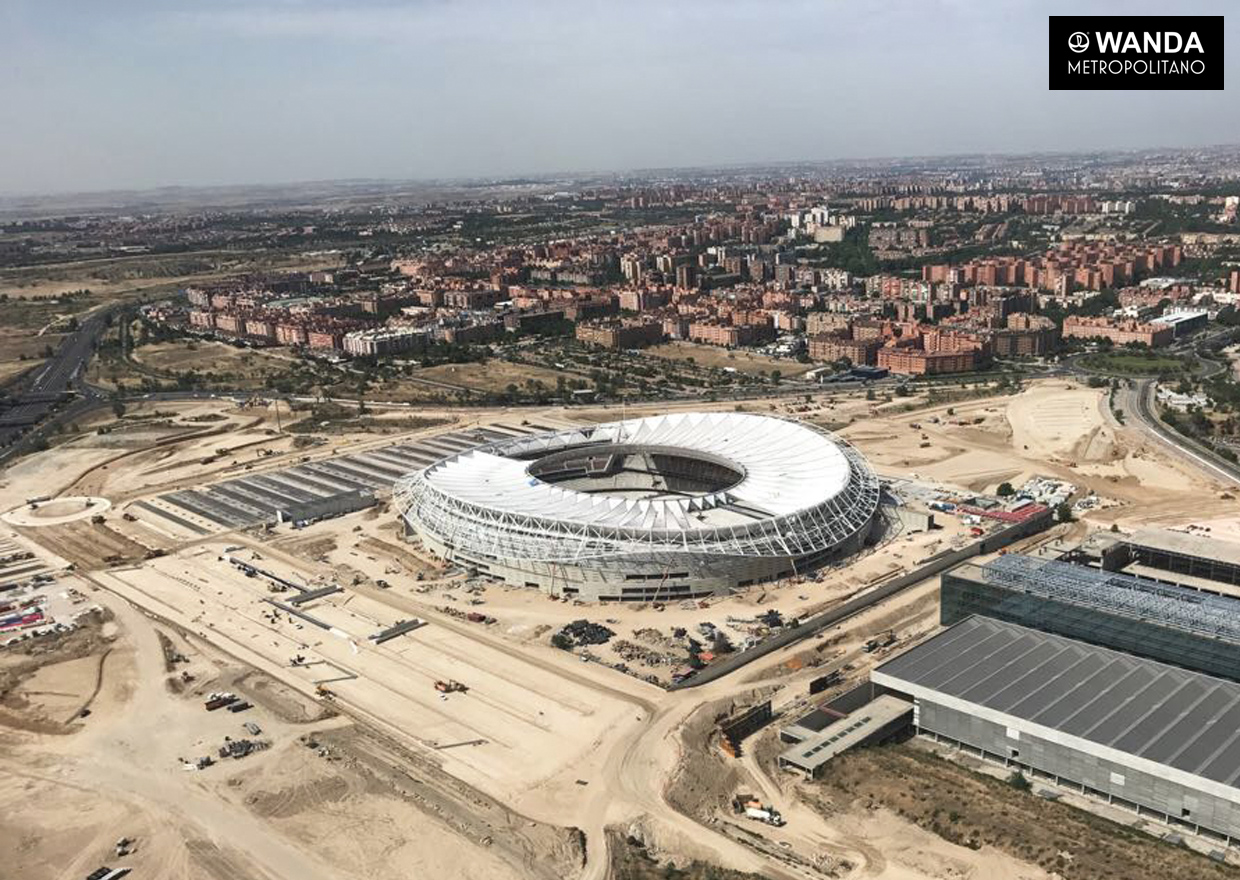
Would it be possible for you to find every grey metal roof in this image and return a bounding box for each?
[875,617,1240,788]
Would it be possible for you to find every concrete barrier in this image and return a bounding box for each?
[670,510,1052,690]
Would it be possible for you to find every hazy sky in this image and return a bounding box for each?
[1,0,1235,194]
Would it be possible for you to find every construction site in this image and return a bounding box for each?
[4,377,1240,880]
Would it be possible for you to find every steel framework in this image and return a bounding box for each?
[393,414,880,566]
[981,554,1240,643]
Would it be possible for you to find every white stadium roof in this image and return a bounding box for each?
[394,412,880,563]
[420,412,851,532]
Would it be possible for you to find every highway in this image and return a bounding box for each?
[0,310,112,459]
[1061,328,1240,488]
[1123,377,1240,488]
[0,313,109,423]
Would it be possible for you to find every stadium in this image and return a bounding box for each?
[394,412,881,601]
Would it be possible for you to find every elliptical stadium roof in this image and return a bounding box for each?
[394,412,880,562]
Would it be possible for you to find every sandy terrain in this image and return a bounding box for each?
[3,496,111,527]
[4,378,1237,880]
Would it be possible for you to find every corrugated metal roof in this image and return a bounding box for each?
[875,617,1240,788]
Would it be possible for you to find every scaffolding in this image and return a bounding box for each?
[980,554,1240,644]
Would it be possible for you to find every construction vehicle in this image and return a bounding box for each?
[204,693,238,711]
[434,679,467,694]
[315,684,335,700]
[863,631,898,653]
[122,512,137,522]
[734,795,786,827]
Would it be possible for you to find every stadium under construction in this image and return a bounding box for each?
[394,412,882,601]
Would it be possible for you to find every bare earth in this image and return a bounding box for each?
[2,378,1236,880]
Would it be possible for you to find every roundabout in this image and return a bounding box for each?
[2,496,113,527]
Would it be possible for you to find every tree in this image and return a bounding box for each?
[112,401,126,419]
[1007,771,1032,792]
[1055,502,1075,523]
[996,482,1015,497]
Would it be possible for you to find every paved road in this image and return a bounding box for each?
[1124,377,1240,488]
[1062,329,1240,488]
[0,310,111,448]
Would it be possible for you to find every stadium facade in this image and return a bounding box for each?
[394,412,880,601]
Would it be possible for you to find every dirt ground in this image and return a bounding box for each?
[807,743,1240,880]
[417,359,572,393]
[0,585,584,880]
[607,830,768,880]
[4,377,1238,880]
[0,611,117,733]
[843,379,1235,528]
[646,341,814,377]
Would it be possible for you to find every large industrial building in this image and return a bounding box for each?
[941,554,1240,683]
[394,412,881,601]
[1062,527,1240,597]
[873,616,1240,844]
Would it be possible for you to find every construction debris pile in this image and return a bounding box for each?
[555,619,614,647]
[218,737,270,759]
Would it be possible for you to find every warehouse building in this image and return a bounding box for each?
[940,554,1240,684]
[873,616,1240,844]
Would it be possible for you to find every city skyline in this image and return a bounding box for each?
[2,0,1236,196]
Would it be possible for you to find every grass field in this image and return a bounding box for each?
[90,339,295,391]
[1079,351,1190,375]
[645,341,812,377]
[811,743,1238,880]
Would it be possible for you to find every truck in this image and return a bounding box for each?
[744,806,786,826]
[434,680,467,694]
[204,692,238,711]
[734,796,787,827]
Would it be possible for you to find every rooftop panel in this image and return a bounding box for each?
[875,617,1240,790]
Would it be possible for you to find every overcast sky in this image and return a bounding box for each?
[1,0,1235,195]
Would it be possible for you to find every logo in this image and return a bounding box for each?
[1049,16,1224,90]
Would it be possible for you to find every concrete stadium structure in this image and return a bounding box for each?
[394,412,881,601]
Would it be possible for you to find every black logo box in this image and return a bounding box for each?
[1049,15,1224,90]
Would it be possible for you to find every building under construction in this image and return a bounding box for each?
[940,553,1240,684]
